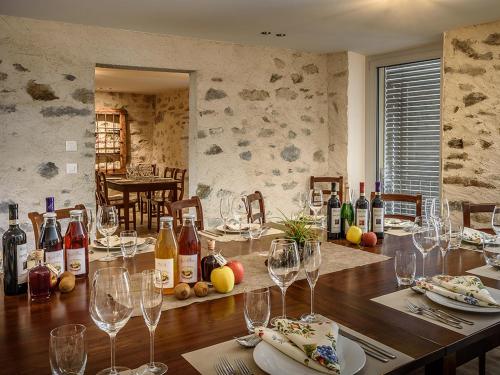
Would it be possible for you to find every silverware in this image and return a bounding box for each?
[361,346,390,362]
[406,300,462,329]
[235,358,253,375]
[418,302,474,325]
[202,230,222,237]
[235,334,261,348]
[341,331,396,359]
[215,356,236,375]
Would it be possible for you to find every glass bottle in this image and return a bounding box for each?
[201,240,219,282]
[64,210,89,278]
[340,183,354,239]
[29,249,51,303]
[40,212,64,276]
[2,203,28,295]
[327,183,342,240]
[178,214,201,286]
[371,181,385,239]
[39,197,61,235]
[355,182,370,233]
[155,216,179,295]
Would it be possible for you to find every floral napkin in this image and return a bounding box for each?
[416,275,499,307]
[255,319,341,374]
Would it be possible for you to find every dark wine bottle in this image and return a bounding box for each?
[340,183,354,239]
[39,212,64,276]
[2,204,28,295]
[371,181,385,239]
[355,182,369,233]
[40,197,61,236]
[327,183,342,240]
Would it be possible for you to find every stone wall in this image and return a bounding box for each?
[94,91,155,166]
[443,20,500,225]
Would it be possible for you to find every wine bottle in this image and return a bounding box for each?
[39,212,64,276]
[327,182,341,240]
[201,240,219,281]
[340,183,354,239]
[355,182,369,233]
[371,181,385,239]
[2,204,28,295]
[178,214,201,286]
[155,216,178,295]
[64,210,89,278]
[39,197,61,237]
[28,249,51,303]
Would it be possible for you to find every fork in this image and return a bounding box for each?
[406,300,462,329]
[235,358,254,375]
[418,302,474,325]
[215,356,236,375]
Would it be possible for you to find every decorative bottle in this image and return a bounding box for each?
[178,214,201,286]
[64,210,89,278]
[155,216,179,295]
[28,249,51,303]
[327,183,342,240]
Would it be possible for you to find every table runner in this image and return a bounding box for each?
[467,265,500,281]
[371,287,500,334]
[181,323,413,375]
[129,242,390,317]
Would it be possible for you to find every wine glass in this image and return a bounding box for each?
[308,189,323,223]
[84,208,95,244]
[267,239,300,324]
[50,324,87,375]
[436,218,451,274]
[296,192,308,216]
[97,205,119,262]
[492,206,500,236]
[139,269,168,375]
[233,195,248,237]
[300,240,322,323]
[89,267,133,375]
[441,198,450,219]
[220,195,232,235]
[244,288,270,333]
[412,216,437,279]
[248,217,264,240]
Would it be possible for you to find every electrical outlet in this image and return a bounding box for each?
[66,163,78,174]
[65,141,77,152]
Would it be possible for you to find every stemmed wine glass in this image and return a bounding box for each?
[412,216,437,279]
[300,240,322,323]
[436,218,451,274]
[220,194,233,235]
[97,205,119,262]
[492,206,500,236]
[308,189,323,224]
[89,267,133,375]
[233,195,248,237]
[296,192,308,216]
[84,208,95,243]
[267,239,300,324]
[139,269,168,375]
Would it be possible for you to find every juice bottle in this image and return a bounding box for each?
[64,210,89,278]
[177,214,201,286]
[155,216,178,295]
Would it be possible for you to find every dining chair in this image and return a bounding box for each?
[97,172,137,229]
[462,201,497,230]
[148,167,182,230]
[166,196,204,233]
[369,193,422,221]
[246,191,266,224]
[28,204,86,246]
[309,176,344,214]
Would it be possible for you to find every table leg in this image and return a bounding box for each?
[172,185,178,202]
[123,190,130,230]
[426,353,456,375]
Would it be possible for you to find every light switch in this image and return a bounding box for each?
[66,163,78,174]
[66,141,77,152]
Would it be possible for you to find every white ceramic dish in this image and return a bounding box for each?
[92,237,147,250]
[426,287,500,313]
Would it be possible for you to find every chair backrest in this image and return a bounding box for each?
[246,191,266,223]
[163,167,176,179]
[369,193,422,221]
[462,201,497,229]
[97,172,110,205]
[28,204,86,246]
[309,176,344,212]
[174,168,187,200]
[166,196,204,232]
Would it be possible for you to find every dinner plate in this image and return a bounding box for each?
[215,224,251,233]
[462,227,493,245]
[253,335,366,375]
[426,287,500,313]
[92,237,147,250]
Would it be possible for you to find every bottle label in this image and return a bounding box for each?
[356,209,369,233]
[330,208,341,233]
[155,258,174,289]
[179,254,198,283]
[45,249,65,276]
[17,243,28,285]
[372,208,384,233]
[66,248,86,276]
[9,219,19,226]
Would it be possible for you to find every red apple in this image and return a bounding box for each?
[362,232,378,247]
[226,260,244,284]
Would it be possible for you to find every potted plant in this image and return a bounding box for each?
[280,212,319,259]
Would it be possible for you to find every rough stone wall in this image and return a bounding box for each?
[152,89,189,172]
[94,91,155,166]
[0,15,331,239]
[443,20,500,225]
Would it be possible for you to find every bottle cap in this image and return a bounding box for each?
[69,209,83,216]
[8,204,19,221]
[183,213,195,220]
[34,249,44,261]
[360,182,365,193]
[160,216,173,222]
[331,182,337,192]
[43,212,57,218]
[375,181,381,192]
[46,197,55,212]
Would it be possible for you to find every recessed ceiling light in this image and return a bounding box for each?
[276,33,286,37]
[260,31,271,35]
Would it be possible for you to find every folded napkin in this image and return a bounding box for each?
[416,275,499,307]
[255,319,340,374]
[95,235,121,247]
[225,222,249,231]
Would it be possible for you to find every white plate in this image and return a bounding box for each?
[462,227,493,245]
[92,237,147,250]
[426,287,500,313]
[253,335,366,375]
[215,224,251,233]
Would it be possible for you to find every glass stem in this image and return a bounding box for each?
[281,288,286,318]
[441,251,446,274]
[422,253,426,279]
[149,328,155,368]
[106,234,110,258]
[109,333,116,372]
[310,286,315,315]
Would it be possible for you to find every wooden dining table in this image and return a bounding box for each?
[1,231,499,374]
[106,177,180,230]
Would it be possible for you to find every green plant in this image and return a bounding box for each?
[279,211,318,246]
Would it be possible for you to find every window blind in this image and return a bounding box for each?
[381,59,441,215]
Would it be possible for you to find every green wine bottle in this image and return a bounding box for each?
[340,183,354,239]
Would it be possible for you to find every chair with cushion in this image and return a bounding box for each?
[246,191,266,224]
[369,193,422,222]
[309,176,344,214]
[462,201,497,230]
[97,172,137,229]
[166,196,204,233]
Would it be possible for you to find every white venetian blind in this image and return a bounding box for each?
[382,59,441,215]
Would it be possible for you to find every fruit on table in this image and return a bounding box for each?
[361,232,378,247]
[174,283,191,300]
[211,266,235,293]
[58,271,76,293]
[194,281,209,297]
[346,225,363,244]
[226,260,244,284]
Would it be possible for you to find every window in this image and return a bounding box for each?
[95,109,127,174]
[378,59,441,215]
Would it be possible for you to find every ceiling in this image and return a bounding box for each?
[95,68,189,94]
[2,0,500,54]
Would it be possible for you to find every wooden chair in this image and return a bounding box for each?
[246,191,266,223]
[309,176,344,213]
[462,202,497,229]
[97,172,137,229]
[369,193,422,222]
[148,168,185,230]
[173,168,187,201]
[28,204,86,246]
[166,196,204,233]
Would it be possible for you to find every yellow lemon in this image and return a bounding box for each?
[346,225,363,244]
